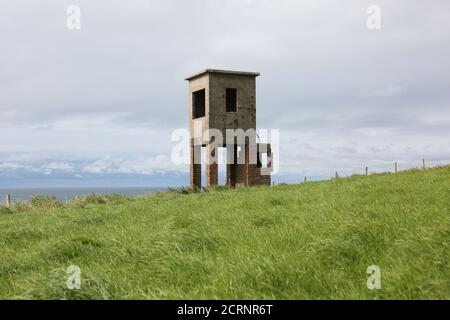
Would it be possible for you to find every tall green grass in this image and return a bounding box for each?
[0,167,449,299]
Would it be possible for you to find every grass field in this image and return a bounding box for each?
[0,167,449,299]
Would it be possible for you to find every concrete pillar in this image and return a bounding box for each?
[245,143,250,187]
[206,144,218,186]
[226,144,237,187]
[190,143,201,188]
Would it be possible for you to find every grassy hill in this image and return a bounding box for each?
[0,166,449,299]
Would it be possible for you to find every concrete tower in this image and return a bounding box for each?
[185,69,272,188]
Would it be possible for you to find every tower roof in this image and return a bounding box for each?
[185,69,260,81]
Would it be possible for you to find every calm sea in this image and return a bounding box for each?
[0,187,169,203]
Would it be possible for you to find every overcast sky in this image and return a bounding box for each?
[1,0,449,187]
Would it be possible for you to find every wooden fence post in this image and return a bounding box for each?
[422,159,426,170]
[395,162,398,173]
[335,171,339,179]
[365,166,368,176]
[304,176,307,183]
[5,194,11,208]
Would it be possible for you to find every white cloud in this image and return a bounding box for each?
[83,159,113,174]
[42,162,74,172]
[0,162,31,171]
[80,155,185,175]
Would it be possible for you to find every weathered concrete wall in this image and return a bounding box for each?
[188,74,210,146]
[209,73,256,140]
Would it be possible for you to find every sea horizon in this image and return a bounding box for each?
[0,186,171,203]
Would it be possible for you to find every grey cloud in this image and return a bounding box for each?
[0,0,449,186]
